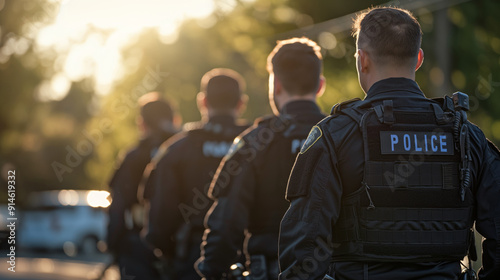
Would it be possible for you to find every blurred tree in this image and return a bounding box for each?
[0,0,60,201]
[447,0,500,142]
[0,0,98,199]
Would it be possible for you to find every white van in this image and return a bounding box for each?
[18,190,110,255]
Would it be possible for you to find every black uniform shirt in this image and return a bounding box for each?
[279,78,500,280]
[107,131,174,254]
[143,115,248,257]
[197,100,326,278]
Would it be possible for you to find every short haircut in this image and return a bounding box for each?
[200,68,245,110]
[267,37,323,96]
[138,92,174,129]
[353,7,422,66]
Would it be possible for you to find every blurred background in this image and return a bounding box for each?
[0,0,498,279]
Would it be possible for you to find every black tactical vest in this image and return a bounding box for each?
[330,96,474,262]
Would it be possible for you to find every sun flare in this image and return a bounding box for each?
[36,0,217,100]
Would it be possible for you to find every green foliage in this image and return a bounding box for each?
[447,0,500,141]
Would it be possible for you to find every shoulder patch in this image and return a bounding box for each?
[300,125,322,154]
[223,137,245,160]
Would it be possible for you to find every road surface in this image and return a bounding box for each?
[0,250,119,280]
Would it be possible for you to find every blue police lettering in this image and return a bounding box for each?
[404,134,410,151]
[431,135,438,152]
[388,133,449,153]
[391,135,398,151]
[414,135,422,151]
[440,135,447,152]
[203,141,232,157]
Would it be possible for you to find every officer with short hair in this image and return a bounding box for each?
[279,7,500,280]
[143,68,249,280]
[195,37,326,280]
[107,92,178,280]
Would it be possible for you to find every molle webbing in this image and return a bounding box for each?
[330,100,473,262]
[333,206,471,242]
[332,205,472,258]
[364,162,459,190]
[360,206,471,256]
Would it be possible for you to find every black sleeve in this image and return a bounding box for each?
[143,145,184,258]
[196,138,256,278]
[106,149,145,253]
[279,127,341,280]
[474,135,500,279]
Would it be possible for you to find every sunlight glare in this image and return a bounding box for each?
[63,44,94,81]
[87,190,111,208]
[36,0,217,97]
[51,73,71,99]
[35,73,71,102]
[58,189,79,206]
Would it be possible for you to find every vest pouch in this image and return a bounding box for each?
[331,185,370,245]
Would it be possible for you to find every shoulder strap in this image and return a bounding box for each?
[330,98,370,125]
[254,115,275,125]
[431,95,455,112]
[372,100,395,124]
[330,98,362,115]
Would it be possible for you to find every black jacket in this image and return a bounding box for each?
[107,131,175,254]
[144,115,248,257]
[197,100,326,278]
[279,78,500,280]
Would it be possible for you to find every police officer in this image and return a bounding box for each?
[107,92,178,280]
[279,7,500,280]
[143,68,249,279]
[195,37,326,280]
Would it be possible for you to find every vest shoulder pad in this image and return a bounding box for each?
[330,98,363,115]
[431,95,455,112]
[254,115,275,126]
[330,98,369,125]
[254,114,293,127]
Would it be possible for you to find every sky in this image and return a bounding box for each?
[35,0,221,100]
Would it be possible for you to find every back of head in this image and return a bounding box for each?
[138,92,174,131]
[353,7,422,68]
[200,68,245,110]
[267,37,323,96]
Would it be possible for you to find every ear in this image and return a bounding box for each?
[137,115,148,134]
[358,49,370,73]
[235,94,248,116]
[173,114,182,129]
[415,48,424,71]
[238,94,248,109]
[274,76,283,96]
[316,76,326,97]
[197,92,208,111]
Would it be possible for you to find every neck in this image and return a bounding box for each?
[364,67,415,93]
[277,92,316,112]
[203,109,236,121]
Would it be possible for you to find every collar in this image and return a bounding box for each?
[281,100,322,116]
[207,115,236,126]
[366,78,425,101]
